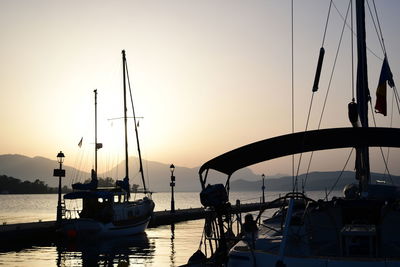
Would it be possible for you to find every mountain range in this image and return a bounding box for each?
[0,154,398,192]
[0,154,259,191]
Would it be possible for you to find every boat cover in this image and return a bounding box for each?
[199,127,400,176]
[72,169,98,190]
[72,179,98,191]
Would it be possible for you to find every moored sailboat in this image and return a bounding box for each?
[188,1,400,266]
[60,51,154,239]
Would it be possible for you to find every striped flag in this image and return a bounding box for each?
[375,56,395,116]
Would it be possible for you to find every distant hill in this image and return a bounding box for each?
[1,154,397,193]
[97,158,261,192]
[230,171,400,192]
[0,154,261,191]
[0,154,89,188]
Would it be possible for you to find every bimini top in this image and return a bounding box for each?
[199,127,400,177]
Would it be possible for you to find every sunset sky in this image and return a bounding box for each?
[1,0,400,178]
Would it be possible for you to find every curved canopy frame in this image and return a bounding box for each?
[199,127,400,186]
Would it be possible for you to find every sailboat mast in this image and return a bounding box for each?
[94,89,98,174]
[122,50,129,180]
[123,51,148,193]
[355,0,371,194]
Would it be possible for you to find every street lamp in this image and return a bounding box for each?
[53,151,66,225]
[170,164,175,213]
[262,173,266,204]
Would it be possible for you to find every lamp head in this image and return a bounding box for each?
[57,151,65,164]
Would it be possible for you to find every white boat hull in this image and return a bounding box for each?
[61,215,151,239]
[229,243,400,267]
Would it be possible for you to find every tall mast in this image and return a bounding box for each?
[123,50,148,193]
[355,0,371,194]
[94,89,98,174]
[122,50,129,180]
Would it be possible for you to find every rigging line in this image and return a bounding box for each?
[372,0,387,55]
[384,92,395,177]
[321,0,333,47]
[145,157,150,192]
[295,93,315,193]
[125,59,148,192]
[291,0,295,193]
[300,1,334,192]
[327,148,354,198]
[394,86,400,116]
[366,0,385,54]
[331,0,382,61]
[74,146,87,183]
[303,0,351,191]
[369,101,393,184]
[317,0,351,130]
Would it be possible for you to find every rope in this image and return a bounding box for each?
[369,101,393,184]
[319,0,350,128]
[321,0,333,47]
[291,0,295,192]
[384,94,395,177]
[371,0,387,55]
[124,58,148,192]
[393,86,400,116]
[331,1,382,61]
[295,93,315,192]
[298,1,333,193]
[366,0,385,54]
[327,148,354,198]
[303,0,351,190]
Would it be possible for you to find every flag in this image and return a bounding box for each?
[96,143,103,149]
[375,56,395,116]
[78,137,83,148]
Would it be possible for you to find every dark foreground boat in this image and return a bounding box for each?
[188,1,400,266]
[60,51,154,239]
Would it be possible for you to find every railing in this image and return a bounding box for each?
[63,209,81,219]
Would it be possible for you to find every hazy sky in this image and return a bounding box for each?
[1,0,400,177]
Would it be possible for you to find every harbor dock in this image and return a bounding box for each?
[0,201,279,247]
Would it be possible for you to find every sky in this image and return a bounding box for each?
[1,0,400,178]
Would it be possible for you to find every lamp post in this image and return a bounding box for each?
[262,173,266,204]
[53,151,65,225]
[170,164,175,213]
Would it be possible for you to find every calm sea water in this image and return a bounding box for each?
[0,190,339,266]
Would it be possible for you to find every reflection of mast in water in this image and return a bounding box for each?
[170,223,176,265]
[56,245,65,267]
[55,234,152,266]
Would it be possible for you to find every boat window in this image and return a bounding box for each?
[115,195,120,203]
[98,198,103,203]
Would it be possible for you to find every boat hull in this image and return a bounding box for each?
[228,246,400,267]
[61,216,151,239]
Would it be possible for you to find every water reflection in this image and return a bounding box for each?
[56,234,154,266]
[170,224,175,266]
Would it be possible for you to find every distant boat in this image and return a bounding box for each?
[60,51,154,239]
[189,1,400,266]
